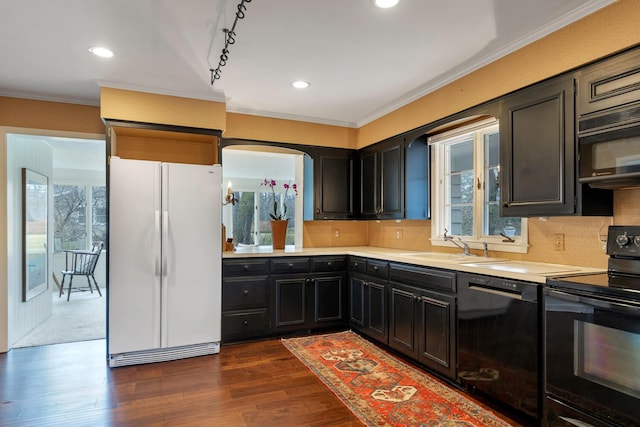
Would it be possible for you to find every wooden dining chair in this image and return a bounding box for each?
[59,242,104,301]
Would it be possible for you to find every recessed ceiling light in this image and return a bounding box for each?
[291,80,310,89]
[88,46,114,58]
[373,0,399,8]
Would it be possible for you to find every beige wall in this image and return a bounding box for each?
[224,112,357,149]
[358,0,640,147]
[100,87,226,131]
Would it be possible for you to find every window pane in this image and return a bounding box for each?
[259,191,281,245]
[231,191,256,245]
[450,139,474,172]
[92,186,107,249]
[447,139,474,235]
[484,131,521,237]
[449,205,473,236]
[284,192,296,245]
[53,185,86,252]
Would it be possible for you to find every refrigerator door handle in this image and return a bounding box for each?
[162,210,169,277]
[154,210,161,276]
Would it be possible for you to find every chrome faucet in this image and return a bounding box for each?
[443,228,471,256]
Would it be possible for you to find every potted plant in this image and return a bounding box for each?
[261,178,297,249]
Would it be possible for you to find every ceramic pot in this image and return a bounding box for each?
[270,219,288,249]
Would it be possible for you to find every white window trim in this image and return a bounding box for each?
[429,118,528,254]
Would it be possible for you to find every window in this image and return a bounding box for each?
[54,184,107,252]
[227,187,297,247]
[222,148,304,249]
[430,118,527,253]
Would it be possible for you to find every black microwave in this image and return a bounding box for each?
[578,124,640,189]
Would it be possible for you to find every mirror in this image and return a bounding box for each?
[22,168,49,301]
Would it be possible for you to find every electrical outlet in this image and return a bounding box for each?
[396,229,403,240]
[553,233,564,251]
[334,229,340,238]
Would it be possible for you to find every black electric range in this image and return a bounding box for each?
[544,225,640,427]
[547,225,640,301]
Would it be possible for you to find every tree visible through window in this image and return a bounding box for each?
[54,184,106,252]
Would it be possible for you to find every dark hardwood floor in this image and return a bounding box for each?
[0,337,526,426]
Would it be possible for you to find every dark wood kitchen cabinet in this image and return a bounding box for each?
[500,74,612,217]
[271,256,347,333]
[348,257,389,345]
[500,75,577,217]
[359,137,404,219]
[221,258,271,343]
[577,47,640,120]
[314,149,355,219]
[388,263,457,380]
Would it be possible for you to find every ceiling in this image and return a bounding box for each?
[0,0,615,128]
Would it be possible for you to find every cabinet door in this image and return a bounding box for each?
[349,276,366,328]
[359,150,378,217]
[418,290,456,379]
[500,76,576,216]
[315,154,354,219]
[271,275,308,330]
[379,140,404,219]
[389,283,418,358]
[313,274,345,325]
[366,280,388,344]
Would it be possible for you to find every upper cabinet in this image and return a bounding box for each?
[358,132,430,220]
[499,75,612,217]
[577,47,640,121]
[359,137,404,219]
[313,148,355,219]
[500,76,576,217]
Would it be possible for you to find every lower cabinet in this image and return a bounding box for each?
[388,264,457,380]
[271,273,347,332]
[222,258,271,343]
[349,274,388,344]
[271,256,347,333]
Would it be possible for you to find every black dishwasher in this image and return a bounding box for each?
[457,272,541,423]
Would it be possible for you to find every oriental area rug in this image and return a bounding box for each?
[282,331,512,427]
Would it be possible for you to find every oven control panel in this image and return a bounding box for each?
[607,225,640,257]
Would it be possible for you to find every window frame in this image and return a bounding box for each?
[430,118,528,254]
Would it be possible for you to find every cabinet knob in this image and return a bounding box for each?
[288,263,294,269]
[243,265,249,271]
[354,262,359,267]
[503,201,509,207]
[242,290,249,296]
[327,261,332,267]
[373,266,378,271]
[243,320,249,326]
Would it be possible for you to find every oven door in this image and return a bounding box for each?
[544,289,640,426]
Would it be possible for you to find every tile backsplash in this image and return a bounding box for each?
[303,188,639,269]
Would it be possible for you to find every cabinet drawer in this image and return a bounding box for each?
[222,310,269,339]
[578,47,640,118]
[271,257,310,274]
[389,263,456,293]
[222,276,269,310]
[366,259,389,280]
[310,256,347,273]
[348,256,367,274]
[223,258,270,276]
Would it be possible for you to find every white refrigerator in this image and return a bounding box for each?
[108,157,221,367]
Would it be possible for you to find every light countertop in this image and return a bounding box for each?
[222,245,605,284]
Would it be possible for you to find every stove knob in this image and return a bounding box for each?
[635,236,640,247]
[616,233,630,247]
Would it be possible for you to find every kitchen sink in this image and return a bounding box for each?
[399,252,506,263]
